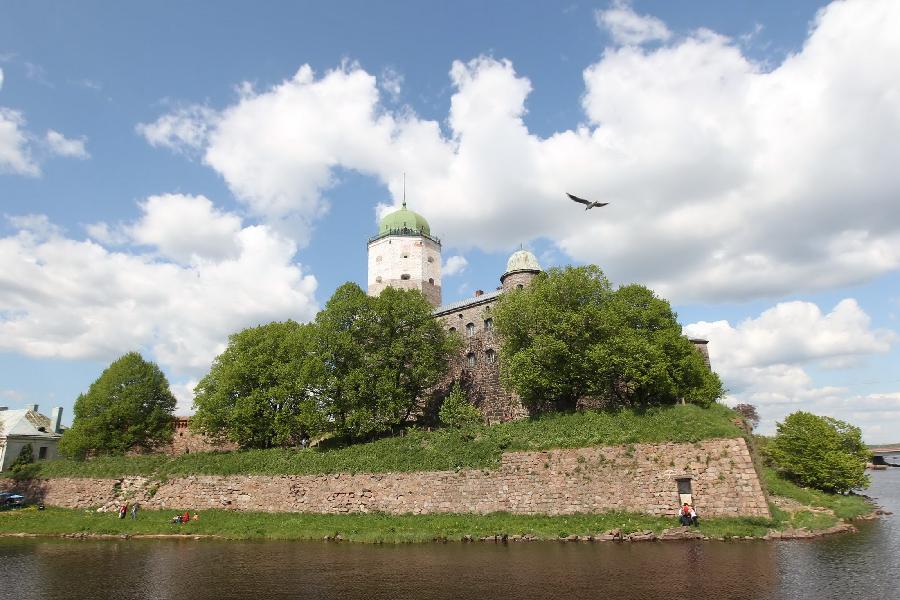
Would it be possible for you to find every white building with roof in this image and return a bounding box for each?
[0,404,64,471]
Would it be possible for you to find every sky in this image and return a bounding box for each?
[1,0,898,442]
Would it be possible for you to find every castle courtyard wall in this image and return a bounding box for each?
[2,437,768,518]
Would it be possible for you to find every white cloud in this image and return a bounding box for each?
[170,379,198,415]
[45,130,89,159]
[140,0,900,303]
[1,72,87,174]
[136,105,217,154]
[0,198,318,374]
[84,221,129,246]
[380,67,404,101]
[684,299,894,370]
[0,107,39,175]
[596,0,672,46]
[443,255,468,277]
[128,194,242,263]
[685,299,898,441]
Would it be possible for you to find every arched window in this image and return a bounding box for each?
[400,274,411,280]
[375,276,382,283]
[467,352,476,367]
[516,284,524,290]
[428,278,434,284]
[449,327,456,333]
[466,322,475,336]
[485,349,496,364]
[484,318,493,331]
[427,256,434,263]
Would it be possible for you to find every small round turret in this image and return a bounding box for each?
[500,249,542,291]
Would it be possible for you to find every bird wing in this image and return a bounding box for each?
[594,202,609,207]
[567,193,591,205]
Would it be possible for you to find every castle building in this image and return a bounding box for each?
[368,204,710,424]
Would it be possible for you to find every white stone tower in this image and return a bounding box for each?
[367,200,442,307]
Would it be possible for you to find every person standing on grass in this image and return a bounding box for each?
[131,502,139,520]
[118,503,127,519]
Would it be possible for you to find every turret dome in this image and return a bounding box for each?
[379,203,431,236]
[505,249,541,274]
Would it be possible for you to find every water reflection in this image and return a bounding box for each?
[1,467,897,600]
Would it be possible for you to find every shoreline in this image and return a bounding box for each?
[0,506,883,544]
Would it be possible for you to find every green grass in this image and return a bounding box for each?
[762,467,872,520]
[21,404,743,479]
[0,506,777,543]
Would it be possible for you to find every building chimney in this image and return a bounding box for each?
[50,406,63,434]
[28,403,39,413]
[474,289,484,297]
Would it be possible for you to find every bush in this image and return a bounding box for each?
[767,411,870,493]
[439,384,483,429]
[733,403,759,430]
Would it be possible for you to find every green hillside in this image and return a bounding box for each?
[25,404,742,479]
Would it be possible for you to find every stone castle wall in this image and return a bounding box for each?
[1,438,768,518]
[435,296,527,424]
[158,417,238,456]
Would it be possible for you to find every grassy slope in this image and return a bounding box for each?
[25,404,743,479]
[761,467,872,520]
[0,507,774,542]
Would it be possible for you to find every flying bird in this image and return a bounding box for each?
[567,193,609,210]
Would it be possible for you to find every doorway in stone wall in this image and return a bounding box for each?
[676,477,693,507]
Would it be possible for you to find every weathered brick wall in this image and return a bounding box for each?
[1,438,768,518]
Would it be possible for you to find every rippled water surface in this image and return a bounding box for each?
[2,466,898,600]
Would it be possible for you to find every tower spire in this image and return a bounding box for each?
[402,172,407,209]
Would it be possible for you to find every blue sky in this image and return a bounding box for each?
[1,0,898,442]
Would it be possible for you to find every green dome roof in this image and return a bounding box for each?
[379,203,431,236]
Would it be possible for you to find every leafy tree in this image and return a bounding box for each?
[494,266,723,413]
[439,383,483,429]
[59,352,176,458]
[9,443,34,471]
[734,403,760,429]
[192,320,326,449]
[312,283,459,440]
[767,411,870,493]
[9,444,38,480]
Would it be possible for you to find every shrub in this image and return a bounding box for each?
[733,403,759,430]
[10,444,39,480]
[439,384,483,429]
[767,411,870,493]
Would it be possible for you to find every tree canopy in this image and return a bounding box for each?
[494,265,723,413]
[767,411,870,493]
[192,320,325,449]
[192,283,459,448]
[59,352,176,458]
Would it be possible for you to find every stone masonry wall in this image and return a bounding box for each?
[158,417,238,456]
[1,438,769,518]
[435,298,527,424]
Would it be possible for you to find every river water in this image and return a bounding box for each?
[1,465,898,600]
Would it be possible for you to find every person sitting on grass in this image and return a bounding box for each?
[182,511,190,524]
